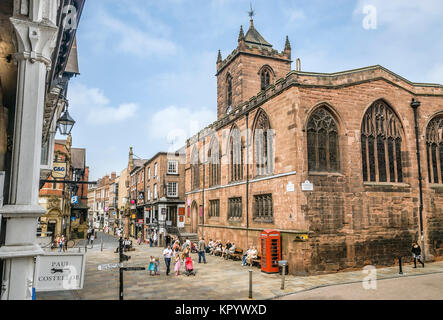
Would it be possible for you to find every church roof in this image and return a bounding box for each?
[244,20,272,48]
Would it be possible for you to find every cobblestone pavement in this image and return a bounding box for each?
[36,234,443,300]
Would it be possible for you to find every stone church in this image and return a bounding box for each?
[183,16,443,275]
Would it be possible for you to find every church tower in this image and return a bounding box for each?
[216,9,292,119]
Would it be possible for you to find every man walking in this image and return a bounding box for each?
[198,237,207,264]
[163,245,173,276]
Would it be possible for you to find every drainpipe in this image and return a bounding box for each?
[202,135,205,238]
[411,98,425,259]
[246,112,250,245]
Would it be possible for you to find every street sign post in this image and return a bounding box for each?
[34,253,86,292]
[118,237,145,300]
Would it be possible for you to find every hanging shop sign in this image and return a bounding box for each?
[71,196,78,204]
[34,253,86,292]
[51,162,67,179]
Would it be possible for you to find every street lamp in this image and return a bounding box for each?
[57,101,76,135]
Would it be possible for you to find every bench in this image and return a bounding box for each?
[251,255,261,268]
[226,248,243,261]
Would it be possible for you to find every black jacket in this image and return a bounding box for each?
[411,245,421,255]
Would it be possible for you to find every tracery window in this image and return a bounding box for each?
[226,74,232,113]
[208,136,221,186]
[307,107,339,172]
[426,115,443,184]
[254,110,273,176]
[191,146,200,190]
[361,100,403,183]
[229,126,243,182]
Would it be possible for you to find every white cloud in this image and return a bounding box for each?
[68,83,138,125]
[99,14,177,57]
[148,105,216,152]
[88,103,138,124]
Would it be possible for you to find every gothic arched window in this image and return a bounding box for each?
[208,136,221,186]
[260,69,270,91]
[307,107,339,172]
[254,110,273,176]
[226,74,232,113]
[191,146,200,190]
[426,115,443,184]
[361,100,403,183]
[229,125,243,182]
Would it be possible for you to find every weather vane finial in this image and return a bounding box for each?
[248,3,255,20]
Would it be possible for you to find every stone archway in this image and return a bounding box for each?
[191,201,198,233]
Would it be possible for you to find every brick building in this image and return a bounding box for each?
[184,16,443,275]
[38,138,73,241]
[88,172,117,231]
[142,152,185,244]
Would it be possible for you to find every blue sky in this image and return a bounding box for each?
[62,0,443,180]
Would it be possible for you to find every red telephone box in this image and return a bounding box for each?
[260,229,281,273]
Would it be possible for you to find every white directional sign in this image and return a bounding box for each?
[34,253,86,292]
[98,263,123,271]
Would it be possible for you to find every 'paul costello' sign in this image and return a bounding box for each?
[34,253,86,292]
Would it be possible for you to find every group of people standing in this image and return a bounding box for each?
[161,237,199,276]
[54,234,66,252]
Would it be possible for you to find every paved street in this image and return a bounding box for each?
[277,273,443,300]
[36,233,443,300]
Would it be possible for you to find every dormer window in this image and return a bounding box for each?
[226,74,232,112]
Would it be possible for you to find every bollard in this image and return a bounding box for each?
[399,257,403,274]
[248,270,253,299]
[84,239,87,253]
[101,238,103,252]
[281,266,286,290]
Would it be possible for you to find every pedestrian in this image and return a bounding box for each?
[62,235,67,252]
[90,232,95,249]
[198,237,207,264]
[57,235,63,252]
[154,257,160,275]
[148,256,155,276]
[412,242,425,268]
[149,232,153,247]
[87,228,91,245]
[163,245,173,276]
[137,231,142,245]
[174,253,181,276]
[153,231,158,247]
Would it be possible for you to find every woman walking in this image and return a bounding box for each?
[412,242,425,268]
[174,253,181,276]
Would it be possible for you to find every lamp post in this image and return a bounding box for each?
[411,98,425,259]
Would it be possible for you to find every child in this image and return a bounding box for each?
[154,257,160,275]
[174,253,181,276]
[148,256,155,276]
